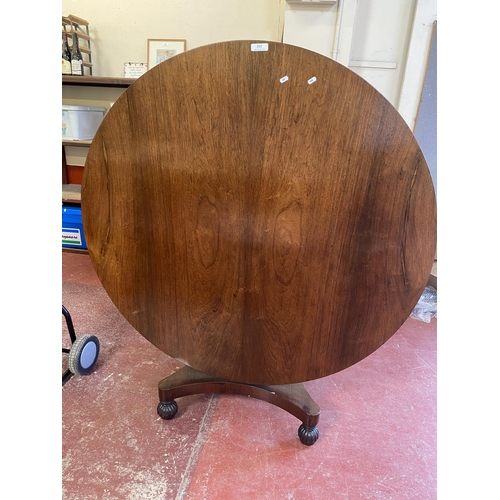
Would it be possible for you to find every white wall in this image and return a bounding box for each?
[62,0,286,77]
[398,0,437,129]
[62,0,436,166]
[281,3,338,58]
[62,0,286,166]
[283,0,436,125]
[349,0,417,108]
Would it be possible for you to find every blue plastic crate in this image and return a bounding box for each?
[62,206,87,250]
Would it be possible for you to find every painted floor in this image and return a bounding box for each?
[62,252,436,499]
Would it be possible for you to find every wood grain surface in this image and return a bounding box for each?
[82,41,436,385]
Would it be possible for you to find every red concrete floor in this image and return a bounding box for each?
[62,252,437,499]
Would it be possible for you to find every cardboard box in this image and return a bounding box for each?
[62,206,87,250]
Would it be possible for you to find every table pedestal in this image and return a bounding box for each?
[157,365,321,445]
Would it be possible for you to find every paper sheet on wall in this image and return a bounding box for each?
[124,63,147,78]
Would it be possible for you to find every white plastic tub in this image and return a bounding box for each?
[62,105,106,140]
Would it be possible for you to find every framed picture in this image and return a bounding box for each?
[147,39,186,69]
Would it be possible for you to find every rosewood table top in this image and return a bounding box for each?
[82,41,436,385]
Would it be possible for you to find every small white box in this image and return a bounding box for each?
[62,105,106,140]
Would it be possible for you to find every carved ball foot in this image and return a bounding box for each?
[298,424,319,446]
[157,400,178,420]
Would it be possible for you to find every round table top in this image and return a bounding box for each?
[82,41,436,385]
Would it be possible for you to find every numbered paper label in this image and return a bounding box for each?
[251,43,269,52]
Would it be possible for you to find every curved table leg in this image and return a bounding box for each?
[158,365,320,445]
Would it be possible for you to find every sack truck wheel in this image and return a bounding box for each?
[68,334,100,376]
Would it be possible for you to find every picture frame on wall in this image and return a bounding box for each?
[147,39,186,69]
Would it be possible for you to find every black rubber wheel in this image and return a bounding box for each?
[68,334,100,376]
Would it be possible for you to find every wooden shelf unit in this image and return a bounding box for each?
[62,56,137,255]
[62,184,82,204]
[62,76,136,191]
[62,75,137,88]
[62,139,93,148]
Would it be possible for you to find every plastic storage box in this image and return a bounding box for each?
[62,206,87,250]
[62,105,106,140]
